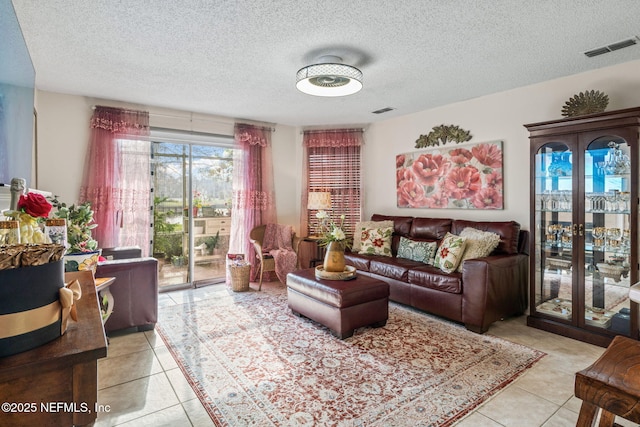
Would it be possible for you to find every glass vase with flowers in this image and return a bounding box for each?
[192,190,205,217]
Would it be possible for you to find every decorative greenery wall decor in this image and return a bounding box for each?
[415,125,472,148]
[561,90,609,117]
[397,140,503,210]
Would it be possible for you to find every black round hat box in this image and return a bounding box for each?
[0,260,65,358]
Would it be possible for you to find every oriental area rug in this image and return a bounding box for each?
[157,283,544,426]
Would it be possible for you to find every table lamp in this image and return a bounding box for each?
[307,192,332,237]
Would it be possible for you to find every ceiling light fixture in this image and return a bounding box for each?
[296,55,363,97]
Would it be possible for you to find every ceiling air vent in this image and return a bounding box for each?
[584,47,611,58]
[584,36,638,57]
[609,38,637,51]
[372,107,394,114]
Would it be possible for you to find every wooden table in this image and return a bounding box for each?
[0,270,108,426]
[575,335,640,426]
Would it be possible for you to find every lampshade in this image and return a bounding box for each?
[307,192,332,210]
[296,56,362,97]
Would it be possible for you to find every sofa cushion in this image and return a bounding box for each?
[344,252,372,272]
[397,237,438,265]
[360,226,393,256]
[451,220,520,255]
[352,220,393,252]
[409,266,462,294]
[409,217,452,240]
[371,214,413,236]
[456,227,501,272]
[369,257,421,282]
[433,232,467,273]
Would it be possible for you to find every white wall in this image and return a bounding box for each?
[36,91,91,201]
[34,91,300,229]
[35,59,640,233]
[365,59,640,230]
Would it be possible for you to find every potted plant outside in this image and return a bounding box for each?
[153,196,179,260]
[171,254,185,267]
[204,231,220,255]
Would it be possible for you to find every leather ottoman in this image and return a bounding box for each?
[286,268,390,339]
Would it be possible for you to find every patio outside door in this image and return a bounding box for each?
[151,140,233,291]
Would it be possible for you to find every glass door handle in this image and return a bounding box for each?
[579,224,584,236]
[573,224,578,236]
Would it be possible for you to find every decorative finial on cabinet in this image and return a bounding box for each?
[561,90,609,117]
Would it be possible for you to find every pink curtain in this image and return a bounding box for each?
[229,123,277,279]
[80,106,151,253]
[300,129,363,236]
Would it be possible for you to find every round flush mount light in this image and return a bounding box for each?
[296,55,363,97]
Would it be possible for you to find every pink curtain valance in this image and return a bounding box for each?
[303,129,363,148]
[90,106,150,137]
[235,124,272,147]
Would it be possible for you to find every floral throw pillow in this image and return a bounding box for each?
[433,232,467,273]
[352,220,394,252]
[359,227,393,256]
[456,227,501,272]
[397,237,438,264]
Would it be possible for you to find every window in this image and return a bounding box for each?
[304,130,363,236]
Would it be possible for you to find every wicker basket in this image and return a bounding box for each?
[229,264,251,292]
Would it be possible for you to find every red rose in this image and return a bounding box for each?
[18,193,52,218]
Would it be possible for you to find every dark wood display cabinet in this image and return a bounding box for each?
[525,107,640,347]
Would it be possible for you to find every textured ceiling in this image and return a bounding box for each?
[10,0,640,127]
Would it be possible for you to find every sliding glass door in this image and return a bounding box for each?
[151,133,233,291]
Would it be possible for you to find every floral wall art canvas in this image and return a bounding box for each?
[396,141,504,209]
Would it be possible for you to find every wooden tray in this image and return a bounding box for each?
[315,265,357,281]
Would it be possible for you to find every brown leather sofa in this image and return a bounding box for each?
[95,247,158,334]
[345,214,529,333]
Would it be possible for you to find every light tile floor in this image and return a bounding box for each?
[95,282,639,427]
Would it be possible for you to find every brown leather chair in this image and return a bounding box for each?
[249,225,300,290]
[95,247,158,333]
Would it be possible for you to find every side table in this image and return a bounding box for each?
[95,276,115,323]
[303,235,326,268]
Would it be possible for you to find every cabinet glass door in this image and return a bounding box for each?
[583,137,632,333]
[533,142,574,321]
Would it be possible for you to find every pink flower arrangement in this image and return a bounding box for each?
[397,180,427,208]
[471,187,503,209]
[423,192,449,208]
[396,142,503,210]
[411,153,450,187]
[443,166,481,199]
[472,143,502,168]
[449,148,473,166]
